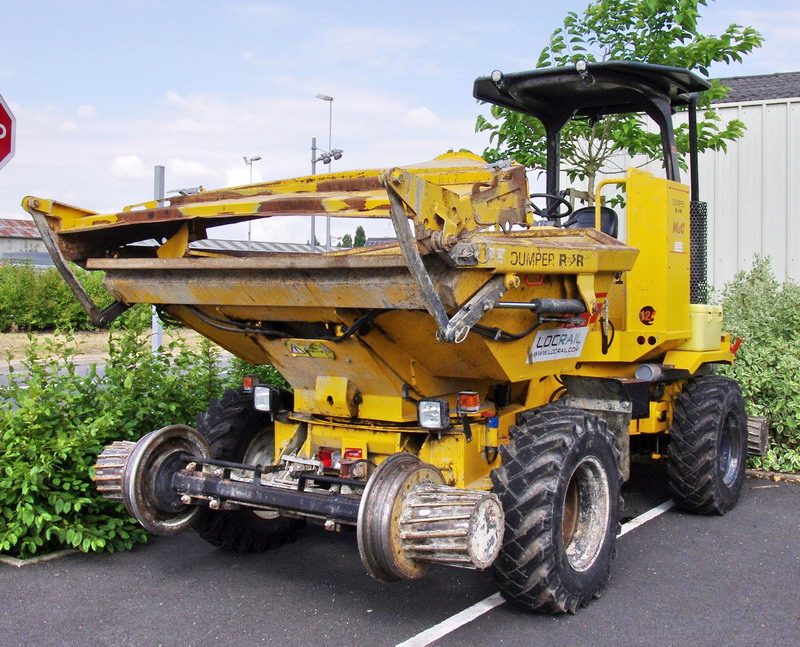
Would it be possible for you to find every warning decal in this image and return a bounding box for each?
[285,341,335,359]
[528,326,589,364]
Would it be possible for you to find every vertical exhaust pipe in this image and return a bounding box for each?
[688,93,708,304]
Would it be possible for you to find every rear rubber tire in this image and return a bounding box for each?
[491,405,622,614]
[192,388,304,552]
[668,376,747,515]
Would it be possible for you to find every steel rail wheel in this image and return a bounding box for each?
[357,453,445,582]
[92,425,210,535]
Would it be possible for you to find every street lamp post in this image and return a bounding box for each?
[311,93,343,252]
[151,165,165,353]
[308,138,343,252]
[243,155,261,249]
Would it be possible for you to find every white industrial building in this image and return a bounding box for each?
[591,71,800,289]
[702,71,799,287]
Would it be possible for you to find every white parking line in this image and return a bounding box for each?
[617,499,676,537]
[395,593,505,647]
[395,499,676,647]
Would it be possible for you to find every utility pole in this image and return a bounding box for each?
[310,137,317,252]
[151,165,165,353]
[244,155,261,250]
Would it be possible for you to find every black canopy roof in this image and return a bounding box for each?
[474,61,711,185]
[474,60,710,130]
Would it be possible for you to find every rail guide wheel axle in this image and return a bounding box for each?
[356,453,504,582]
[94,425,210,535]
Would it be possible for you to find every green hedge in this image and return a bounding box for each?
[0,322,287,559]
[720,257,800,473]
[0,262,113,332]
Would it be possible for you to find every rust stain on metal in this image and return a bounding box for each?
[114,208,185,224]
[316,176,383,192]
[173,189,273,204]
[342,196,370,211]
[258,196,325,214]
[470,175,500,199]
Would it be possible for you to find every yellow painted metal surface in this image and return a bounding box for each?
[23,153,738,492]
[621,169,691,341]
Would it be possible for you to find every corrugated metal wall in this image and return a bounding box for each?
[586,98,799,290]
[701,99,799,288]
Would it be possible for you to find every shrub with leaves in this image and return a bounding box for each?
[0,318,294,558]
[720,257,800,473]
[0,336,147,557]
[0,263,112,332]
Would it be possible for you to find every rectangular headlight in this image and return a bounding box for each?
[418,399,450,430]
[253,385,280,412]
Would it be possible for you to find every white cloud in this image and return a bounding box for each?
[110,155,149,180]
[162,91,182,106]
[225,166,259,187]
[77,104,95,118]
[59,120,78,132]
[403,107,441,129]
[242,50,256,61]
[168,158,218,180]
[168,118,206,134]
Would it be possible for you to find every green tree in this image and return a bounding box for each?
[353,226,366,247]
[338,233,353,248]
[476,0,763,202]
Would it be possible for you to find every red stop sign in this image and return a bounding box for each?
[0,94,16,171]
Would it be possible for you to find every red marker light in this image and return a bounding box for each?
[457,391,481,414]
[318,448,333,468]
[344,448,363,459]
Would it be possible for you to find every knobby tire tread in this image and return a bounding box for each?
[192,388,304,553]
[491,405,623,614]
[667,376,747,515]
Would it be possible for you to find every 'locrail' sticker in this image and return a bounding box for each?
[639,306,656,326]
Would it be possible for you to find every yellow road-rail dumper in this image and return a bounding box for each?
[24,61,764,614]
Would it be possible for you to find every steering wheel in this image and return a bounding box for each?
[530,193,573,219]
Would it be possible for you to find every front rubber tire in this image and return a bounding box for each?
[491,405,622,614]
[668,376,747,515]
[192,388,304,552]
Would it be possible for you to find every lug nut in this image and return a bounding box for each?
[209,498,221,510]
[180,495,192,505]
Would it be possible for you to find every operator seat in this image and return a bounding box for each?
[564,206,619,238]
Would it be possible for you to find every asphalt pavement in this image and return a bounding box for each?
[0,474,797,647]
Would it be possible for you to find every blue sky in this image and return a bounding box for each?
[1,0,798,243]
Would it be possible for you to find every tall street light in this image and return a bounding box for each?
[316,93,333,152]
[244,155,261,249]
[311,93,342,252]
